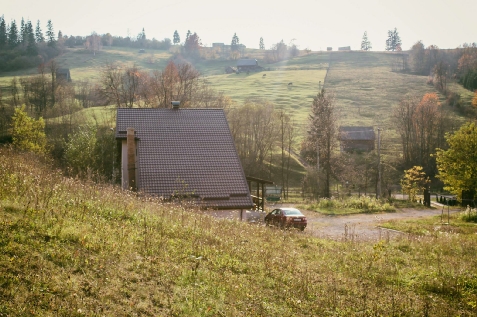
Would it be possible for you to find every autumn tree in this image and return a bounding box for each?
[433,61,447,92]
[227,101,279,178]
[436,122,477,200]
[409,41,426,74]
[100,63,146,108]
[385,28,401,51]
[393,93,448,176]
[266,40,288,63]
[361,31,372,51]
[84,32,102,55]
[102,33,113,47]
[401,166,429,202]
[472,90,477,108]
[183,32,201,59]
[10,106,47,154]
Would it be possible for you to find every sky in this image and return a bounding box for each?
[2,0,476,51]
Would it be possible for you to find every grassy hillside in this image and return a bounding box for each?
[2,147,477,316]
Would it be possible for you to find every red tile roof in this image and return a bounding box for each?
[116,108,253,210]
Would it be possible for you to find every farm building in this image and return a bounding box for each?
[236,59,262,72]
[225,66,237,74]
[56,68,71,82]
[115,104,254,212]
[327,47,333,51]
[339,126,375,152]
[338,46,351,51]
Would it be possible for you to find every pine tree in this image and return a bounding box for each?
[231,33,239,51]
[259,37,265,50]
[8,20,18,48]
[35,20,44,43]
[173,30,180,44]
[304,89,338,198]
[46,19,55,48]
[20,17,26,45]
[185,30,191,42]
[360,31,372,51]
[26,20,37,55]
[0,16,7,49]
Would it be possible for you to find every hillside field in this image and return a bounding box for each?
[0,47,469,166]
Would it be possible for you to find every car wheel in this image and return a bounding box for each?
[300,226,305,231]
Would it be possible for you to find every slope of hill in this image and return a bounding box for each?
[2,147,477,316]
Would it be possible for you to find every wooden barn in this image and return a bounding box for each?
[339,126,375,152]
[56,68,71,82]
[225,66,237,74]
[236,59,262,73]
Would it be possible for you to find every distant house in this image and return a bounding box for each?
[327,47,333,51]
[236,59,262,72]
[225,66,237,74]
[115,105,254,211]
[212,43,225,48]
[339,126,375,152]
[56,68,71,82]
[338,46,351,51]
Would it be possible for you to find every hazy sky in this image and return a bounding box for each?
[2,0,476,51]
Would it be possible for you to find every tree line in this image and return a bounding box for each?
[0,16,61,71]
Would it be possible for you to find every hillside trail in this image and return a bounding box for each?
[271,201,461,241]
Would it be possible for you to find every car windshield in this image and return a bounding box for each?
[283,209,302,216]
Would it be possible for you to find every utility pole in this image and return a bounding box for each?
[377,128,382,199]
[316,138,320,198]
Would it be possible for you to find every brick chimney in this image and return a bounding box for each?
[127,127,137,191]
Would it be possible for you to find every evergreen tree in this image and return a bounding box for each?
[35,20,44,43]
[173,30,180,44]
[302,89,338,198]
[360,31,372,51]
[385,28,401,51]
[46,19,55,47]
[26,20,37,55]
[20,17,26,45]
[0,16,7,49]
[185,30,191,41]
[231,32,239,51]
[259,37,265,50]
[8,20,18,48]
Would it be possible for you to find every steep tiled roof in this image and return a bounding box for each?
[339,126,375,141]
[116,108,253,210]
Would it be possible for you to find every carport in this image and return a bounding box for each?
[246,176,274,211]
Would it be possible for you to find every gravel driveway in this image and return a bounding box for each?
[266,202,461,241]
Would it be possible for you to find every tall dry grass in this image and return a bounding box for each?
[1,146,476,316]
